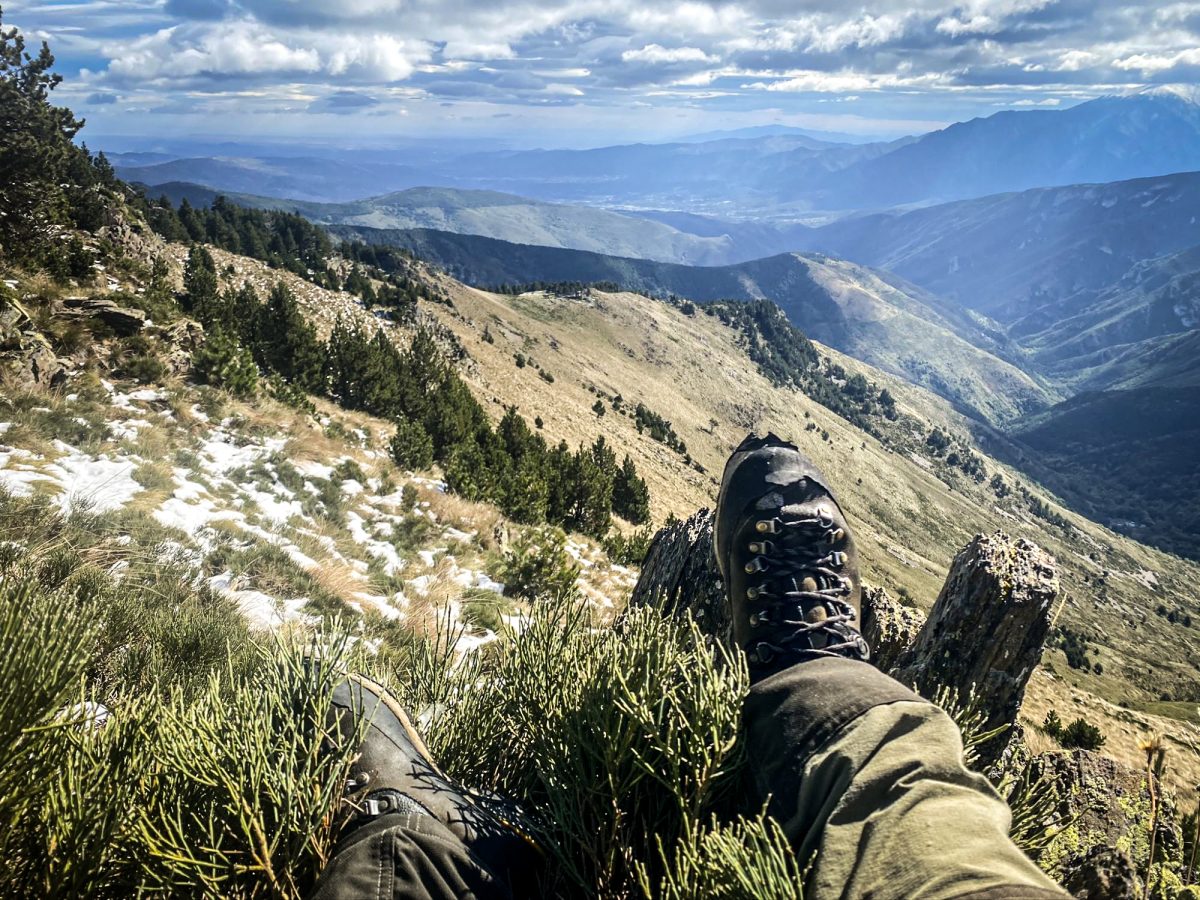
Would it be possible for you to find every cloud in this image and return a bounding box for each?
[621,44,717,64]
[87,91,120,105]
[13,0,1195,141]
[105,22,322,83]
[1114,48,1200,74]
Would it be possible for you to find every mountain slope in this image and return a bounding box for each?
[795,170,1200,323]
[341,226,1054,424]
[1015,244,1200,382]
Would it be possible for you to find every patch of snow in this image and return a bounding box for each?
[341,479,364,496]
[0,423,10,434]
[411,476,447,493]
[346,510,405,575]
[45,447,143,514]
[232,589,311,632]
[443,527,474,543]
[295,460,334,480]
[474,573,505,594]
[239,483,304,525]
[109,418,153,441]
[407,574,434,596]
[58,701,110,728]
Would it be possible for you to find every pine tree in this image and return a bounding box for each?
[389,419,434,471]
[612,455,651,525]
[253,282,323,391]
[182,245,218,316]
[193,329,258,398]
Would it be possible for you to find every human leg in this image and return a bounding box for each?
[715,434,1067,900]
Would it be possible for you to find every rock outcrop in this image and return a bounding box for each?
[1032,749,1183,891]
[860,585,926,673]
[627,508,730,643]
[56,296,147,335]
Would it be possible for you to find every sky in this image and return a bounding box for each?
[7,0,1199,149]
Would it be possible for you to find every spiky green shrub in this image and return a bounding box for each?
[0,499,364,898]
[381,596,753,896]
[641,812,804,900]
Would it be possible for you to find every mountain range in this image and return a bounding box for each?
[117,87,1200,214]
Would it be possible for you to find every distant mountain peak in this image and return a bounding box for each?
[1130,84,1200,105]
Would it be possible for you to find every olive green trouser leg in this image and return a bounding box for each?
[745,657,1068,900]
[310,810,513,900]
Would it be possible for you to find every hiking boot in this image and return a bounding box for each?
[714,433,869,677]
[328,674,544,891]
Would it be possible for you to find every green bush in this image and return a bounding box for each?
[385,598,751,896]
[390,418,435,471]
[0,514,363,898]
[193,328,259,398]
[499,527,581,602]
[1058,717,1106,751]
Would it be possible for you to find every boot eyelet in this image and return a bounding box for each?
[748,540,774,555]
[830,551,846,567]
[816,507,833,527]
[746,586,760,600]
[744,557,767,574]
[756,519,779,534]
[755,643,774,663]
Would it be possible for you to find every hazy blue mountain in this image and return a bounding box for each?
[340,225,1053,423]
[117,156,435,203]
[676,124,886,144]
[793,170,1200,323]
[117,89,1200,213]
[812,86,1200,209]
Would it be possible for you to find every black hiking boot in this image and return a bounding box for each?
[328,674,544,892]
[714,433,869,679]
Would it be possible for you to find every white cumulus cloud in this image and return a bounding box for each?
[621,44,718,64]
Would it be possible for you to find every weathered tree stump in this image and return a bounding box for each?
[892,532,1058,759]
[630,519,1058,768]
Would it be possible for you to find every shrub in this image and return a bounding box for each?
[389,418,435,471]
[192,329,258,398]
[1058,717,1106,751]
[499,527,581,602]
[603,526,654,566]
[1043,709,1063,740]
[387,598,751,896]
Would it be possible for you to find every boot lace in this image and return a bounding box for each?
[742,510,863,662]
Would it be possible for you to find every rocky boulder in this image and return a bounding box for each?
[892,532,1058,765]
[1032,749,1182,887]
[860,585,926,673]
[56,296,147,336]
